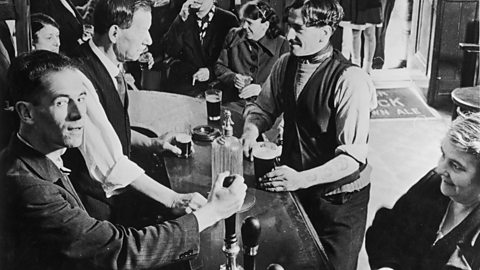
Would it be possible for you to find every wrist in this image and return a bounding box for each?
[193,204,221,232]
[298,170,314,189]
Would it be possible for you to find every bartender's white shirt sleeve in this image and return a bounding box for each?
[333,66,378,165]
[78,71,144,197]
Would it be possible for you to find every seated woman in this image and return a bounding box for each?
[214,0,289,110]
[366,113,480,270]
[31,13,61,53]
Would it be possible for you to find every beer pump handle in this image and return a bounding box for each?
[266,264,285,270]
[241,217,261,270]
[223,176,237,243]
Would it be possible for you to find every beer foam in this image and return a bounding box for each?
[206,95,221,103]
[176,133,192,143]
[252,145,279,160]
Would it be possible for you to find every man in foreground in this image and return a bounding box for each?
[0,50,246,270]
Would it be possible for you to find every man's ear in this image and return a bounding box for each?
[319,25,333,43]
[15,101,35,125]
[108,25,120,43]
[263,20,270,30]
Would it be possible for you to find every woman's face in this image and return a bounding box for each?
[241,17,269,41]
[436,137,480,205]
[34,24,60,53]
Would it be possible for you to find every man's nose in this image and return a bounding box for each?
[241,21,248,29]
[68,100,85,120]
[286,27,296,41]
[144,32,153,46]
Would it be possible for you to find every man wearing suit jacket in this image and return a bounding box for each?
[69,0,184,222]
[164,0,238,96]
[31,0,84,56]
[0,50,246,270]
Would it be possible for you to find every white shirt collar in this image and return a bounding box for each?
[59,0,77,18]
[88,39,121,81]
[17,133,67,170]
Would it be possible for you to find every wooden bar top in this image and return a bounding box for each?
[128,91,331,270]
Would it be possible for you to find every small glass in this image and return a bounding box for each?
[138,51,152,70]
[241,74,253,87]
[82,24,94,42]
[205,89,222,121]
[174,123,193,158]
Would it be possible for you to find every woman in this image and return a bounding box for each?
[340,0,382,74]
[31,13,61,53]
[214,0,289,107]
[366,113,480,270]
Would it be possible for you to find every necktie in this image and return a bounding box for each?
[115,71,126,105]
[197,9,214,44]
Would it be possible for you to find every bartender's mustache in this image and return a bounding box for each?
[289,39,301,47]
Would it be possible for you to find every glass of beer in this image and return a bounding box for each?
[205,89,222,121]
[252,142,281,183]
[138,51,152,71]
[174,123,193,158]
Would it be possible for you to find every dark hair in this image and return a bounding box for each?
[30,13,60,44]
[240,0,282,39]
[286,0,344,31]
[7,50,78,105]
[93,0,153,35]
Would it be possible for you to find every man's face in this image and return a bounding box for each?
[242,18,268,41]
[30,69,87,151]
[114,8,152,62]
[190,0,214,17]
[34,24,60,53]
[436,137,480,205]
[286,8,326,56]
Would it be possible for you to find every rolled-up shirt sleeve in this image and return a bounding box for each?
[244,55,287,132]
[334,66,377,164]
[79,72,144,197]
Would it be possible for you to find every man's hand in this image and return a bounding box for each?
[207,171,247,219]
[241,125,259,160]
[179,0,193,21]
[171,192,207,215]
[150,132,181,155]
[193,68,210,83]
[259,165,304,192]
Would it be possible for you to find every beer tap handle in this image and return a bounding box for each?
[223,175,237,242]
[241,217,261,270]
[220,175,241,270]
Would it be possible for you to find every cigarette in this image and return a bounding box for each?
[192,77,196,86]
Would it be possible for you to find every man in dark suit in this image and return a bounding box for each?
[0,50,246,270]
[31,0,84,56]
[70,0,185,222]
[164,0,238,96]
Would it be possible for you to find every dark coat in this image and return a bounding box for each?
[30,0,84,56]
[67,42,131,222]
[366,169,480,270]
[214,27,289,102]
[0,136,200,270]
[72,42,131,156]
[164,7,238,96]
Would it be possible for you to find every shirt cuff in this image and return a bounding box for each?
[101,156,145,197]
[335,144,368,164]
